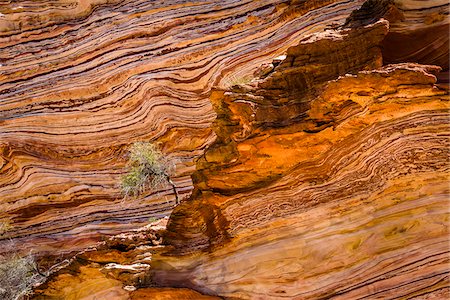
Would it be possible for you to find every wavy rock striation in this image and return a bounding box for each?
[345,0,449,82]
[0,0,367,258]
[32,218,221,299]
[0,0,449,298]
[152,16,450,300]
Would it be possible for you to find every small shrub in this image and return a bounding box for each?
[148,217,158,223]
[225,74,253,88]
[0,219,12,236]
[0,252,46,300]
[120,142,178,203]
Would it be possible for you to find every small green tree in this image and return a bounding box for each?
[120,142,178,203]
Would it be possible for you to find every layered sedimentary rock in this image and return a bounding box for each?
[152,16,450,299]
[32,218,221,299]
[381,0,449,69]
[1,0,449,298]
[346,0,449,82]
[0,0,367,257]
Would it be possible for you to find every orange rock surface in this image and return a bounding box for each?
[0,0,366,257]
[33,218,222,299]
[0,0,449,299]
[152,14,450,300]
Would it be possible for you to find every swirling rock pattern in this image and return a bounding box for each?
[346,0,449,84]
[1,0,449,298]
[152,17,450,300]
[0,0,367,257]
[32,218,220,299]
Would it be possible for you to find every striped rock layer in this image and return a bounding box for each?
[152,13,450,300]
[0,0,368,257]
[0,0,448,298]
[32,218,222,300]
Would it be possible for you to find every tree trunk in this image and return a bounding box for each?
[166,176,179,204]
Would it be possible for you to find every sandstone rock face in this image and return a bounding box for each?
[381,0,449,69]
[1,0,449,299]
[152,17,450,300]
[345,0,449,82]
[32,218,221,299]
[0,0,366,257]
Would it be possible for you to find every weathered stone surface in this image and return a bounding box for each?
[381,0,449,70]
[1,0,449,299]
[130,288,222,300]
[33,218,160,298]
[0,0,366,258]
[32,217,222,299]
[345,0,449,81]
[152,16,450,300]
[194,20,389,194]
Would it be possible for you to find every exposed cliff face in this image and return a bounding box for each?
[32,218,221,299]
[381,0,449,69]
[0,0,367,258]
[1,0,449,299]
[161,19,390,252]
[152,10,450,300]
[346,0,449,81]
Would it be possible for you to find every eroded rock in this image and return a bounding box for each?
[152,13,449,300]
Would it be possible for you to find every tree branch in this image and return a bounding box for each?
[166,176,179,204]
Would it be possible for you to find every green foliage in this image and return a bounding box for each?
[120,142,175,198]
[225,74,253,88]
[0,252,45,300]
[147,217,158,223]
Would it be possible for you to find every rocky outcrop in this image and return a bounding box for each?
[345,0,449,82]
[381,0,449,69]
[0,0,367,258]
[1,0,449,298]
[152,16,450,300]
[32,218,220,299]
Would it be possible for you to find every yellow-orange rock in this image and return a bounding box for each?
[345,0,449,83]
[130,288,221,300]
[152,18,450,299]
[0,0,368,258]
[32,218,221,299]
[1,0,449,299]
